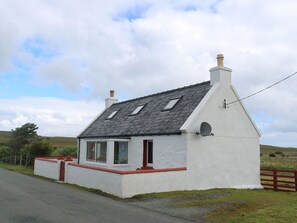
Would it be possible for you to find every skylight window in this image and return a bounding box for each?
[107,111,118,119]
[131,105,145,116]
[163,98,180,111]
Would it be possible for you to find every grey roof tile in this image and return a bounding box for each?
[79,81,211,138]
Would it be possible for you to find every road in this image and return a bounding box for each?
[0,168,190,223]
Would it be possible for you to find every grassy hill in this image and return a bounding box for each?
[0,131,11,145]
[1,129,296,153]
[0,130,76,148]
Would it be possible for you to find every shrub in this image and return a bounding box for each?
[51,146,77,157]
[275,151,284,155]
[0,145,10,159]
[269,153,276,157]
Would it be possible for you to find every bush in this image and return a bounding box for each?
[51,146,77,157]
[269,153,276,157]
[275,151,284,155]
[0,145,10,159]
[28,138,53,158]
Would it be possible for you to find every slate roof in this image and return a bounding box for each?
[79,81,211,138]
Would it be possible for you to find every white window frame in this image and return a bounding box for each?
[107,110,118,119]
[85,139,130,167]
[163,98,181,111]
[130,104,145,116]
[86,141,107,165]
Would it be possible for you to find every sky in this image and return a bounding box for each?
[0,0,296,147]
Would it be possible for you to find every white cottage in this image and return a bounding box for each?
[35,54,262,197]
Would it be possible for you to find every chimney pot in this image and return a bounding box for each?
[217,54,224,66]
[110,90,115,98]
[209,54,232,86]
[105,90,118,108]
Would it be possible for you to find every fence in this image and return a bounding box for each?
[260,169,297,192]
[0,154,32,167]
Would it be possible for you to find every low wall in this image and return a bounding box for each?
[122,168,187,198]
[67,164,187,198]
[34,158,60,180]
[67,164,123,197]
[34,158,188,198]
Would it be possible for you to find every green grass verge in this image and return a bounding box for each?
[0,162,34,175]
[135,189,297,223]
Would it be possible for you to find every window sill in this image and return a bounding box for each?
[86,161,107,167]
[113,164,129,167]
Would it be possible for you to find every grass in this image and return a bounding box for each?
[46,136,77,148]
[0,131,11,144]
[260,145,297,170]
[135,189,297,223]
[0,162,34,175]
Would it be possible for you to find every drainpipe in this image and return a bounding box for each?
[77,138,80,164]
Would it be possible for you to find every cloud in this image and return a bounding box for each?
[0,0,297,146]
[0,97,102,137]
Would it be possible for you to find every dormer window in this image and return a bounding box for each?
[163,98,180,111]
[107,110,118,119]
[131,105,145,116]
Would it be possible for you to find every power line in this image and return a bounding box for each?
[226,71,297,106]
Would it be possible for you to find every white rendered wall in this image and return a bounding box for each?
[66,164,123,197]
[34,159,60,180]
[79,135,187,170]
[183,83,262,190]
[128,135,187,169]
[122,170,187,198]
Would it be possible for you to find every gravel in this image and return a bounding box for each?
[127,191,231,223]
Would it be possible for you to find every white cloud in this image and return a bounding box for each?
[0,97,103,137]
[0,0,297,146]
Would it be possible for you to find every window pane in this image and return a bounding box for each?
[114,142,128,164]
[107,111,118,119]
[96,142,107,163]
[86,142,95,161]
[148,141,153,164]
[131,105,144,115]
[163,98,180,110]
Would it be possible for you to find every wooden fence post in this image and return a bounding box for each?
[273,170,277,191]
[295,171,297,192]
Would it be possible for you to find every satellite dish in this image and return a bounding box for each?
[197,122,213,136]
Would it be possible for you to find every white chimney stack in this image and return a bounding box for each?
[210,54,232,85]
[105,90,118,108]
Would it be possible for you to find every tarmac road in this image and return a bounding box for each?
[0,168,191,223]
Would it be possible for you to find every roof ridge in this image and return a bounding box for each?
[113,80,210,105]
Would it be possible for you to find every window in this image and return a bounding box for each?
[96,142,107,163]
[147,141,153,164]
[131,105,145,116]
[114,141,128,164]
[107,110,118,119]
[86,142,95,161]
[163,98,180,111]
[86,141,107,163]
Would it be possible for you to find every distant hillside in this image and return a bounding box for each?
[0,131,11,144]
[260,144,297,152]
[43,136,77,148]
[1,130,296,150]
[0,130,76,148]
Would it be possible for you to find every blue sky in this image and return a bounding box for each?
[0,0,296,147]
